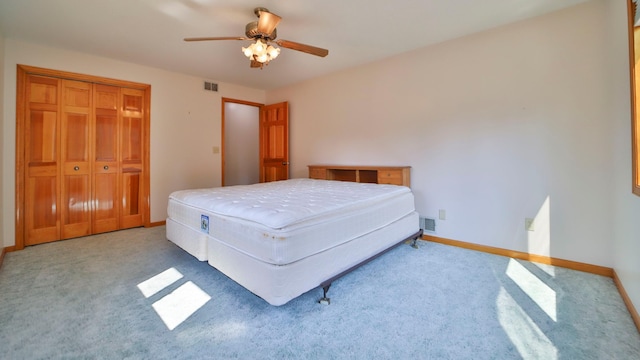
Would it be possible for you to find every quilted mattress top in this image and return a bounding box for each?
[168,178,412,230]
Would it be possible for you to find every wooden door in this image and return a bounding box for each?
[24,75,61,245]
[93,85,120,233]
[119,88,145,229]
[259,102,289,182]
[16,65,151,250]
[60,80,92,239]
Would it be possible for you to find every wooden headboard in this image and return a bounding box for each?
[308,165,411,187]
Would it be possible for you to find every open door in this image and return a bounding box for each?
[259,101,289,182]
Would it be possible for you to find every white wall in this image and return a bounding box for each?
[1,39,266,247]
[268,1,614,267]
[608,0,640,321]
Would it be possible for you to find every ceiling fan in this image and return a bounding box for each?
[184,7,329,69]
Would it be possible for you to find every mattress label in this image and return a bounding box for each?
[200,215,209,233]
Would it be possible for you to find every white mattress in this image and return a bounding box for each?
[167,178,416,264]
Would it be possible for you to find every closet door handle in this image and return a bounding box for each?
[73,166,80,171]
[103,165,109,170]
[282,161,290,165]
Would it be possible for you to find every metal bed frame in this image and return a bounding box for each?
[318,229,423,304]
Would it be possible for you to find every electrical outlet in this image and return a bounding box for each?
[525,218,535,231]
[212,146,220,154]
[439,209,446,220]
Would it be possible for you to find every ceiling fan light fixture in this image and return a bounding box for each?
[254,39,265,52]
[256,53,269,63]
[241,39,280,64]
[267,45,280,59]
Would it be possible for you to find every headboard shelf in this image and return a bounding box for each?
[308,165,411,187]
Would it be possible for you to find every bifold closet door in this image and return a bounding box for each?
[93,84,120,234]
[60,80,92,240]
[24,75,61,245]
[18,66,150,247]
[120,88,145,229]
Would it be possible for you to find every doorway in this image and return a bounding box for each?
[222,98,290,186]
[222,99,261,186]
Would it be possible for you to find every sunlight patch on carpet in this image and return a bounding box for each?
[497,287,557,360]
[506,258,557,321]
[137,267,184,298]
[532,262,555,277]
[151,281,211,330]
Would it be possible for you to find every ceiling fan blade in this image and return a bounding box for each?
[184,36,247,42]
[275,39,329,57]
[256,11,281,36]
[250,60,263,68]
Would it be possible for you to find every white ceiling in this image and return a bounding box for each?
[0,0,589,90]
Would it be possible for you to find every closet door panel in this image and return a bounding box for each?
[25,169,59,244]
[25,75,61,245]
[122,117,142,162]
[28,110,57,162]
[93,85,120,233]
[28,176,57,228]
[120,89,144,228]
[120,169,142,229]
[60,80,92,239]
[62,174,90,237]
[93,171,118,233]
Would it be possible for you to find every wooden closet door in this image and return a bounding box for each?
[60,80,92,239]
[93,85,120,233]
[120,88,145,229]
[24,75,61,245]
[16,65,151,249]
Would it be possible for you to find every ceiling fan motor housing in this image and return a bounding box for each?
[245,21,276,40]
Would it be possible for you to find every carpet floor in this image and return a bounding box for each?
[0,226,639,359]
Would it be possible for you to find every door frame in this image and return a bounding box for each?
[221,98,290,185]
[14,64,151,250]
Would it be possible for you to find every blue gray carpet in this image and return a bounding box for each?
[0,226,638,359]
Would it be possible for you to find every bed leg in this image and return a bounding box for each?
[319,284,331,305]
[410,229,423,249]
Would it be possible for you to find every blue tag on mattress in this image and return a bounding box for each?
[200,215,209,233]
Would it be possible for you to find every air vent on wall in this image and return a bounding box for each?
[420,217,436,232]
[204,81,218,92]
